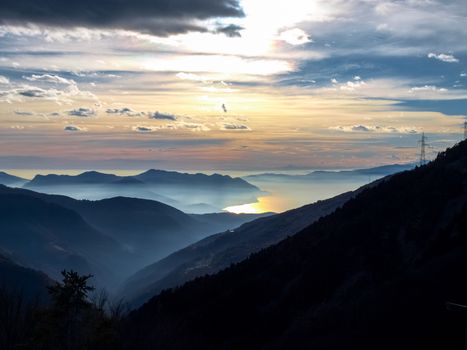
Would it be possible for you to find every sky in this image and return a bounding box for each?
[0,0,466,171]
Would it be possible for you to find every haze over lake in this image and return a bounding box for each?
[4,165,406,213]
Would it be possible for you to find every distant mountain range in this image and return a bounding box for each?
[122,141,467,350]
[0,186,268,289]
[20,169,263,213]
[0,171,27,187]
[244,163,416,182]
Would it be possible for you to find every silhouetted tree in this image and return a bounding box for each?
[46,270,94,350]
[20,270,125,350]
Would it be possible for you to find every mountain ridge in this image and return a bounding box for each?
[22,169,263,213]
[123,141,467,350]
[0,171,27,187]
[244,163,415,181]
[0,185,268,287]
[121,190,357,307]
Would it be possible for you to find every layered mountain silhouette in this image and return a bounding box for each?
[121,190,356,307]
[23,170,262,213]
[244,163,415,182]
[0,171,27,187]
[123,141,467,350]
[0,186,266,289]
[0,192,128,288]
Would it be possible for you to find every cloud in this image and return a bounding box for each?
[17,87,48,98]
[428,53,459,63]
[351,125,371,132]
[132,122,210,132]
[0,75,9,84]
[68,108,95,117]
[72,71,121,79]
[14,111,34,116]
[339,80,366,91]
[106,107,142,116]
[0,0,244,36]
[24,74,75,85]
[214,24,243,38]
[277,28,311,46]
[149,111,177,121]
[0,83,97,103]
[176,72,207,82]
[64,125,86,132]
[133,125,156,133]
[330,125,419,134]
[409,85,447,93]
[221,123,251,131]
[178,122,210,132]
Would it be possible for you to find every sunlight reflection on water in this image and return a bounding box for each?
[225,178,373,214]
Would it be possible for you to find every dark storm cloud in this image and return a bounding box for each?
[0,0,244,36]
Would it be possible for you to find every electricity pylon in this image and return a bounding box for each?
[418,132,427,166]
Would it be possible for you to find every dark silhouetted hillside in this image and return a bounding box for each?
[0,254,53,301]
[123,141,467,350]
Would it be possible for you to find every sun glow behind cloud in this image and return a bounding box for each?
[0,0,466,172]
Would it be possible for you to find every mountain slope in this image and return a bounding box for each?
[0,171,27,187]
[0,192,130,288]
[62,197,265,267]
[0,254,53,301]
[124,141,467,350]
[0,186,265,279]
[121,190,355,307]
